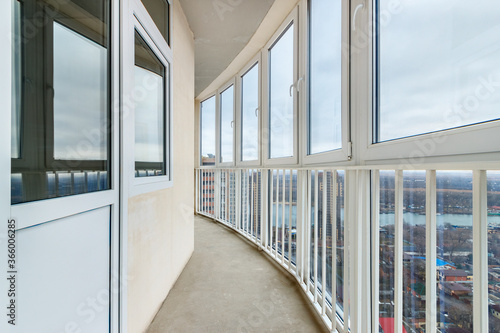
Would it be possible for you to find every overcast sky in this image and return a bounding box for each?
[53,22,108,161]
[379,0,500,141]
[241,64,259,161]
[134,66,164,163]
[201,96,216,159]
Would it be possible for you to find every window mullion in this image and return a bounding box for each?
[394,170,404,333]
[473,170,488,332]
[425,170,437,332]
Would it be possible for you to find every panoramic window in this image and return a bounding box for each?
[220,85,234,164]
[268,23,294,159]
[200,96,216,166]
[308,0,342,154]
[134,31,167,177]
[241,64,259,162]
[376,0,500,142]
[11,0,110,204]
[141,0,170,44]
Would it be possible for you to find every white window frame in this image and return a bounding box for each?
[353,0,500,166]
[236,53,262,167]
[300,0,351,166]
[262,8,299,167]
[216,78,236,167]
[126,0,173,197]
[199,94,217,167]
[6,1,122,331]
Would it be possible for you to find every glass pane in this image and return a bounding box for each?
[377,0,500,142]
[201,96,216,165]
[12,0,21,159]
[289,170,297,264]
[269,24,294,159]
[255,171,262,239]
[487,171,500,332]
[241,64,259,161]
[436,171,473,332]
[308,0,342,154]
[220,85,234,163]
[134,32,166,177]
[310,170,316,284]
[402,171,426,332]
[11,0,110,204]
[241,171,250,233]
[229,171,237,226]
[336,171,345,313]
[54,22,108,160]
[379,171,395,332]
[241,170,263,239]
[141,0,169,44]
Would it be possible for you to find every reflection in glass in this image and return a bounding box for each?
[220,85,234,163]
[12,0,21,159]
[487,171,500,332]
[377,0,500,142]
[379,171,395,332]
[402,171,426,332]
[269,24,294,159]
[141,0,169,44]
[201,96,216,165]
[436,171,473,332]
[54,22,108,160]
[134,31,165,177]
[308,0,342,154]
[241,64,259,161]
[11,0,110,204]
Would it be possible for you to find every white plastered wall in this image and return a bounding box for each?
[127,1,195,332]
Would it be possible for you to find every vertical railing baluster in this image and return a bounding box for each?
[331,170,338,333]
[425,170,437,333]
[251,169,254,240]
[371,170,380,333]
[307,170,312,293]
[322,170,327,315]
[394,170,403,333]
[473,170,488,332]
[314,170,319,303]
[275,170,279,257]
[269,169,273,252]
[288,169,293,270]
[282,169,286,264]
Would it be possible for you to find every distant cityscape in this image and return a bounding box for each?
[199,163,500,333]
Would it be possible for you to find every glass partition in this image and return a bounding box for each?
[11,0,111,204]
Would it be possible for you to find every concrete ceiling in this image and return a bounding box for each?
[179,0,275,97]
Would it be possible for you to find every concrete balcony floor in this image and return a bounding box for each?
[147,215,328,333]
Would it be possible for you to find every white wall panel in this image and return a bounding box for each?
[16,207,110,333]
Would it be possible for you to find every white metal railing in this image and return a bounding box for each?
[195,167,500,333]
